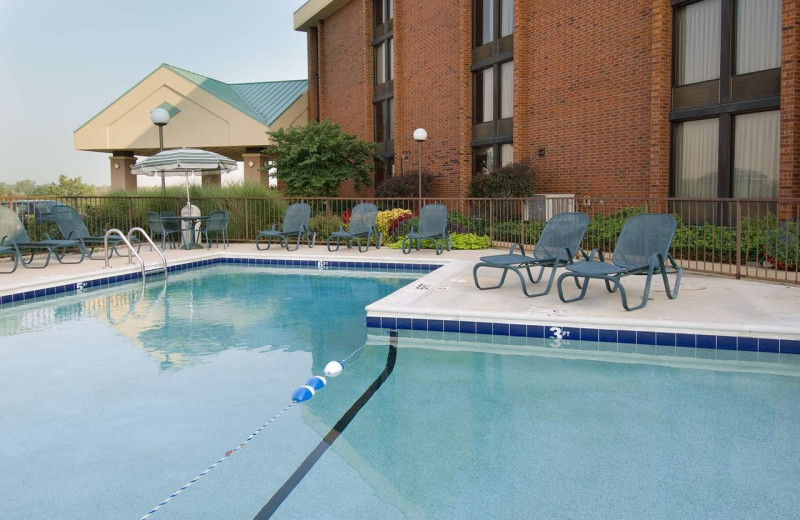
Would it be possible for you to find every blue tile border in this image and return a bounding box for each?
[366,316,800,355]
[0,256,441,309]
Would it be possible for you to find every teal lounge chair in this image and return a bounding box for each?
[401,203,451,255]
[1,215,85,268]
[0,245,19,273]
[556,213,683,311]
[50,205,139,259]
[255,203,315,251]
[473,212,589,297]
[327,203,383,252]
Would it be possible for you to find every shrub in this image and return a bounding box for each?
[376,208,413,240]
[387,232,490,250]
[375,172,435,198]
[470,160,534,198]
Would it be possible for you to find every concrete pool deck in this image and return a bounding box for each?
[0,243,798,345]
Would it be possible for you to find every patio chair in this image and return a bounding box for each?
[473,212,590,297]
[255,202,315,251]
[147,212,181,250]
[200,210,229,249]
[0,245,19,273]
[50,204,139,259]
[556,213,683,311]
[327,203,383,252]
[1,213,85,268]
[401,203,451,255]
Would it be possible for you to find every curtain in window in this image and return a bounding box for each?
[734,111,779,197]
[375,41,386,84]
[388,38,394,80]
[675,0,720,85]
[501,0,513,37]
[500,61,513,119]
[736,0,781,75]
[674,118,719,197]
[475,68,493,123]
[501,144,514,166]
[477,0,494,46]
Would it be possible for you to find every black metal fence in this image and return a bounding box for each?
[2,195,798,284]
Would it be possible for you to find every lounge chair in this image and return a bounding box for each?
[401,203,451,255]
[255,202,315,251]
[50,204,139,259]
[327,203,382,252]
[147,212,181,250]
[556,213,683,311]
[0,245,19,273]
[473,212,589,297]
[1,212,85,268]
[200,210,229,249]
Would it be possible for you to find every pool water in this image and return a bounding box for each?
[1,265,799,519]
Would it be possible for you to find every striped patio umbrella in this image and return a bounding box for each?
[131,148,238,207]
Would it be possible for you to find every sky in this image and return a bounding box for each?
[0,0,308,188]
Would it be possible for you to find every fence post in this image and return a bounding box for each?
[244,198,249,241]
[520,198,525,246]
[489,199,494,244]
[735,200,742,279]
[127,198,134,232]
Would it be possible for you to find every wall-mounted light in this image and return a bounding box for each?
[114,163,120,170]
[248,161,255,168]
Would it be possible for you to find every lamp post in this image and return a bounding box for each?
[150,107,171,195]
[413,128,427,209]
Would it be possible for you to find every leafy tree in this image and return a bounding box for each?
[470,160,534,198]
[13,179,38,196]
[264,120,375,197]
[42,175,96,197]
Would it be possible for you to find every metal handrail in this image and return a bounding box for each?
[128,227,168,281]
[103,228,152,282]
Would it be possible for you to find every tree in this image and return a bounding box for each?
[42,175,96,197]
[264,120,375,197]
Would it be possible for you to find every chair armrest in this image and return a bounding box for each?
[586,248,604,262]
[508,243,526,255]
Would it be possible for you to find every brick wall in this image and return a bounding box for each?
[516,1,659,199]
[782,0,800,200]
[394,0,471,199]
[305,0,800,201]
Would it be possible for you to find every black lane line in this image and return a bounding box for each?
[253,330,398,519]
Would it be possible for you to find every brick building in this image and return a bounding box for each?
[294,0,798,202]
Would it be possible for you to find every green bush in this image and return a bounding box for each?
[469,160,534,198]
[375,172,435,198]
[387,232,490,250]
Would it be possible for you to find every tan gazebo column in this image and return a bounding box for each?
[110,151,137,192]
[242,151,271,186]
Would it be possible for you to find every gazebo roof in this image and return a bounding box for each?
[74,63,308,161]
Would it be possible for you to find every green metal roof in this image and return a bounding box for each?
[75,64,307,133]
[163,64,307,126]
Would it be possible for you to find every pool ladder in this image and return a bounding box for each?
[103,228,168,282]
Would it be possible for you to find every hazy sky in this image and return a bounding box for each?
[0,0,308,187]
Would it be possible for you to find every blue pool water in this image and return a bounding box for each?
[1,265,799,519]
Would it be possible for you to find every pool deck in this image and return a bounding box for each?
[1,243,799,345]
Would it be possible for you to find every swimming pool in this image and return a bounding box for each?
[1,264,798,519]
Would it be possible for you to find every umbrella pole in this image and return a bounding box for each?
[185,173,191,208]
[161,175,166,196]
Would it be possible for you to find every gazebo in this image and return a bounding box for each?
[74,63,308,190]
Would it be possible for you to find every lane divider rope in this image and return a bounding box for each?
[139,402,295,520]
[140,339,373,519]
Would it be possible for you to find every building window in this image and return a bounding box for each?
[474,0,513,46]
[670,0,781,199]
[675,0,720,85]
[472,0,513,176]
[374,0,394,179]
[733,111,779,197]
